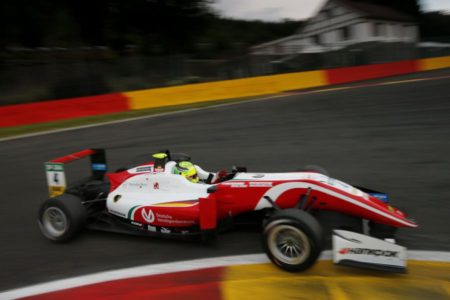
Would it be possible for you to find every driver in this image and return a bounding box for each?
[172,161,228,184]
[151,152,227,183]
[172,161,200,183]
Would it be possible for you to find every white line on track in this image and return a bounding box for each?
[0,250,449,300]
[2,73,449,143]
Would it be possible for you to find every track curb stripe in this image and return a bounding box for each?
[1,251,449,299]
[1,56,449,129]
[0,93,129,128]
[325,60,419,85]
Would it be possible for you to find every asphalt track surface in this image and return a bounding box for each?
[1,69,449,291]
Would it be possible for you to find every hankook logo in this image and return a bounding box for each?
[339,248,398,257]
[141,208,155,223]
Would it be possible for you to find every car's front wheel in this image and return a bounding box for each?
[263,209,323,272]
[38,194,86,242]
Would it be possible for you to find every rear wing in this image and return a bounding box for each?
[45,149,107,197]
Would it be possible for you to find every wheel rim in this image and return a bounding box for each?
[42,207,68,238]
[267,224,311,265]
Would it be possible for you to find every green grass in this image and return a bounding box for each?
[0,96,266,139]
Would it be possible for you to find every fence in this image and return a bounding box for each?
[1,42,450,105]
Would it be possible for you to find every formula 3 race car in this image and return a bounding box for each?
[38,149,417,273]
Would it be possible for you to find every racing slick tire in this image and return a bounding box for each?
[38,194,87,242]
[263,209,323,272]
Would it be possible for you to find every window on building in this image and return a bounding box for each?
[402,25,409,38]
[370,23,376,36]
[393,23,399,37]
[375,23,385,36]
[323,8,333,19]
[386,24,393,37]
[394,24,400,37]
[275,44,282,54]
[313,34,321,45]
[341,26,350,40]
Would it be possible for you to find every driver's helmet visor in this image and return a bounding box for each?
[187,173,199,183]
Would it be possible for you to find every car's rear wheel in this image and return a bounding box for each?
[263,209,323,272]
[38,194,86,242]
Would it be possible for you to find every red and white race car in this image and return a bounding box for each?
[39,149,417,272]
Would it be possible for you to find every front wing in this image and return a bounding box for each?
[333,230,407,273]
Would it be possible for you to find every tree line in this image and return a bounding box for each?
[0,0,448,58]
[0,0,301,57]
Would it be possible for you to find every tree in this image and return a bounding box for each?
[353,0,421,17]
[0,0,302,57]
[0,0,216,53]
[420,11,450,41]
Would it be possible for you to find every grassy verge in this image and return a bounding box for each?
[0,97,265,139]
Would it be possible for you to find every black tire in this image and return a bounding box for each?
[38,194,87,242]
[300,165,329,176]
[263,209,323,272]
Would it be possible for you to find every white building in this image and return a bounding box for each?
[251,0,419,55]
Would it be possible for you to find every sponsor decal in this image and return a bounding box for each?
[48,186,65,197]
[45,163,64,172]
[153,182,160,189]
[91,163,107,171]
[136,166,153,173]
[222,182,247,188]
[131,221,143,227]
[155,212,195,225]
[370,193,389,202]
[249,182,273,187]
[157,213,172,219]
[141,208,155,223]
[45,162,66,197]
[339,248,398,257]
[160,227,171,234]
[124,182,148,188]
[147,225,157,232]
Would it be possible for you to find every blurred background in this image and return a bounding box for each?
[0,0,449,106]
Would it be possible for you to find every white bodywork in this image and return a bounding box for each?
[234,172,366,197]
[333,230,407,271]
[106,162,212,218]
[236,172,369,210]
